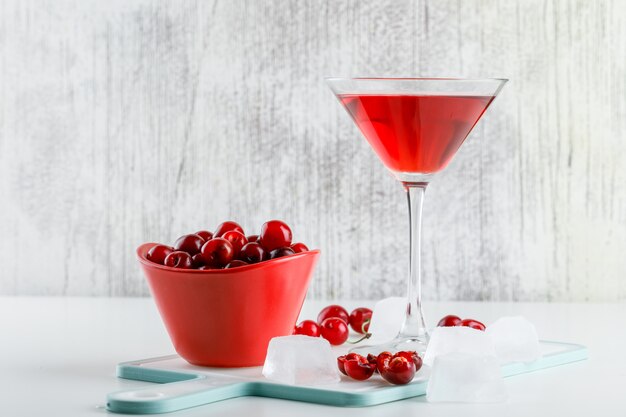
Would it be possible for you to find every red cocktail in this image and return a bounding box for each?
[338,94,495,174]
[327,78,507,354]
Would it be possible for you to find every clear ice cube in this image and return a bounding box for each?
[262,335,340,385]
[423,326,496,366]
[427,352,507,403]
[486,316,541,363]
[367,297,406,343]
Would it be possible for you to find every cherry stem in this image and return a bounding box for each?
[347,332,372,344]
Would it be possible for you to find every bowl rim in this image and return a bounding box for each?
[136,242,320,274]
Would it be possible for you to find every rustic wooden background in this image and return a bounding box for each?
[0,0,624,301]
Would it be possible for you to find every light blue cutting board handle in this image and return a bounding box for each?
[107,341,588,414]
[108,376,248,414]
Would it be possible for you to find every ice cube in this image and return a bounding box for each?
[262,335,340,385]
[423,326,496,366]
[427,352,507,403]
[367,297,406,343]
[486,316,541,363]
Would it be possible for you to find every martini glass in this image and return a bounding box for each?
[327,78,507,355]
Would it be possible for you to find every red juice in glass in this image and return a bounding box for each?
[328,78,507,356]
[338,94,495,174]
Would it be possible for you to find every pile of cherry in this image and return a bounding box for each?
[338,351,421,385]
[293,305,419,385]
[293,305,373,345]
[336,314,486,385]
[437,314,485,331]
[146,220,309,269]
[294,304,486,385]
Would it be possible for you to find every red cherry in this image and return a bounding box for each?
[366,354,379,373]
[337,353,360,375]
[146,244,174,265]
[195,230,213,241]
[394,351,423,372]
[259,220,292,251]
[174,234,206,256]
[320,317,349,345]
[239,242,268,264]
[269,247,295,259]
[247,234,259,243]
[163,251,193,269]
[191,253,205,268]
[458,318,486,331]
[222,231,248,255]
[344,354,377,381]
[290,242,309,253]
[214,221,244,238]
[200,238,235,267]
[349,307,373,334]
[376,351,393,373]
[317,305,349,325]
[337,356,347,375]
[224,260,248,269]
[437,314,462,327]
[293,320,321,337]
[380,356,416,385]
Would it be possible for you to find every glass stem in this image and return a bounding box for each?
[398,182,429,341]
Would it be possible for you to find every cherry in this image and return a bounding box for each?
[195,230,213,241]
[222,231,248,255]
[349,307,372,334]
[239,242,268,264]
[437,314,462,327]
[191,253,205,268]
[200,237,235,267]
[214,221,244,238]
[380,356,416,385]
[146,244,174,265]
[163,251,193,269]
[343,354,376,381]
[259,220,292,252]
[458,318,486,331]
[337,353,360,375]
[320,317,349,345]
[317,305,349,325]
[337,357,346,375]
[269,247,295,259]
[247,234,259,243]
[293,320,321,337]
[225,260,248,269]
[174,234,206,256]
[394,351,423,372]
[366,354,379,373]
[376,351,393,373]
[290,242,309,253]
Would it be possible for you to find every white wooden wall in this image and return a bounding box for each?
[0,0,624,301]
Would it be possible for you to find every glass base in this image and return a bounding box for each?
[393,171,435,185]
[349,335,429,357]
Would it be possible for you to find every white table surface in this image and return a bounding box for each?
[1,296,624,417]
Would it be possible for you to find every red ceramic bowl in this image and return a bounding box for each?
[137,243,320,367]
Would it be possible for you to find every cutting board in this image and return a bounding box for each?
[107,340,587,414]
